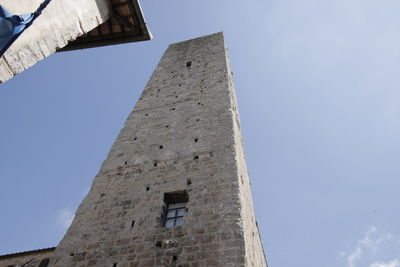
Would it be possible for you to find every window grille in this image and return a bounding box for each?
[163,190,188,227]
[164,202,186,227]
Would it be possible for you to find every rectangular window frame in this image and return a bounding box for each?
[163,191,188,228]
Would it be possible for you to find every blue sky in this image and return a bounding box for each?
[1,1,400,266]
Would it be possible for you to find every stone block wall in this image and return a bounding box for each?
[51,32,267,267]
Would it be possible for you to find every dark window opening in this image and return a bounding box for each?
[155,241,162,247]
[39,258,50,267]
[186,178,192,185]
[172,255,178,261]
[193,155,199,160]
[131,220,135,228]
[154,162,158,167]
[113,263,118,267]
[194,138,198,142]
[159,145,163,149]
[146,186,150,191]
[163,191,188,228]
[186,61,192,68]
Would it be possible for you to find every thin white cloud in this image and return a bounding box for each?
[370,260,400,267]
[57,208,75,229]
[343,225,399,267]
[347,225,378,267]
[359,225,383,252]
[348,247,363,267]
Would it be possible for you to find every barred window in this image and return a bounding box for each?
[165,202,186,227]
[163,190,188,228]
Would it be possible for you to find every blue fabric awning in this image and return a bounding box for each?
[0,1,51,57]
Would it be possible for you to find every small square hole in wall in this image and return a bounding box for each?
[154,162,158,167]
[113,263,118,267]
[194,138,198,143]
[159,145,163,149]
[186,61,192,68]
[131,220,135,228]
[193,155,199,160]
[172,255,178,261]
[155,241,162,248]
[146,186,150,191]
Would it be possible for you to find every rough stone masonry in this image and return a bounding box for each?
[50,32,267,266]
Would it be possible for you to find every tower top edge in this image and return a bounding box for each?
[168,32,224,47]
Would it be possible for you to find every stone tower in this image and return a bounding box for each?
[51,32,267,267]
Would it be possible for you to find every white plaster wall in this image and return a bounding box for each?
[0,0,111,83]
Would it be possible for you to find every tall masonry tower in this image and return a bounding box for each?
[51,32,267,266]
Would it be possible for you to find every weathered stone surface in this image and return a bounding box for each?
[0,0,110,83]
[51,32,267,266]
